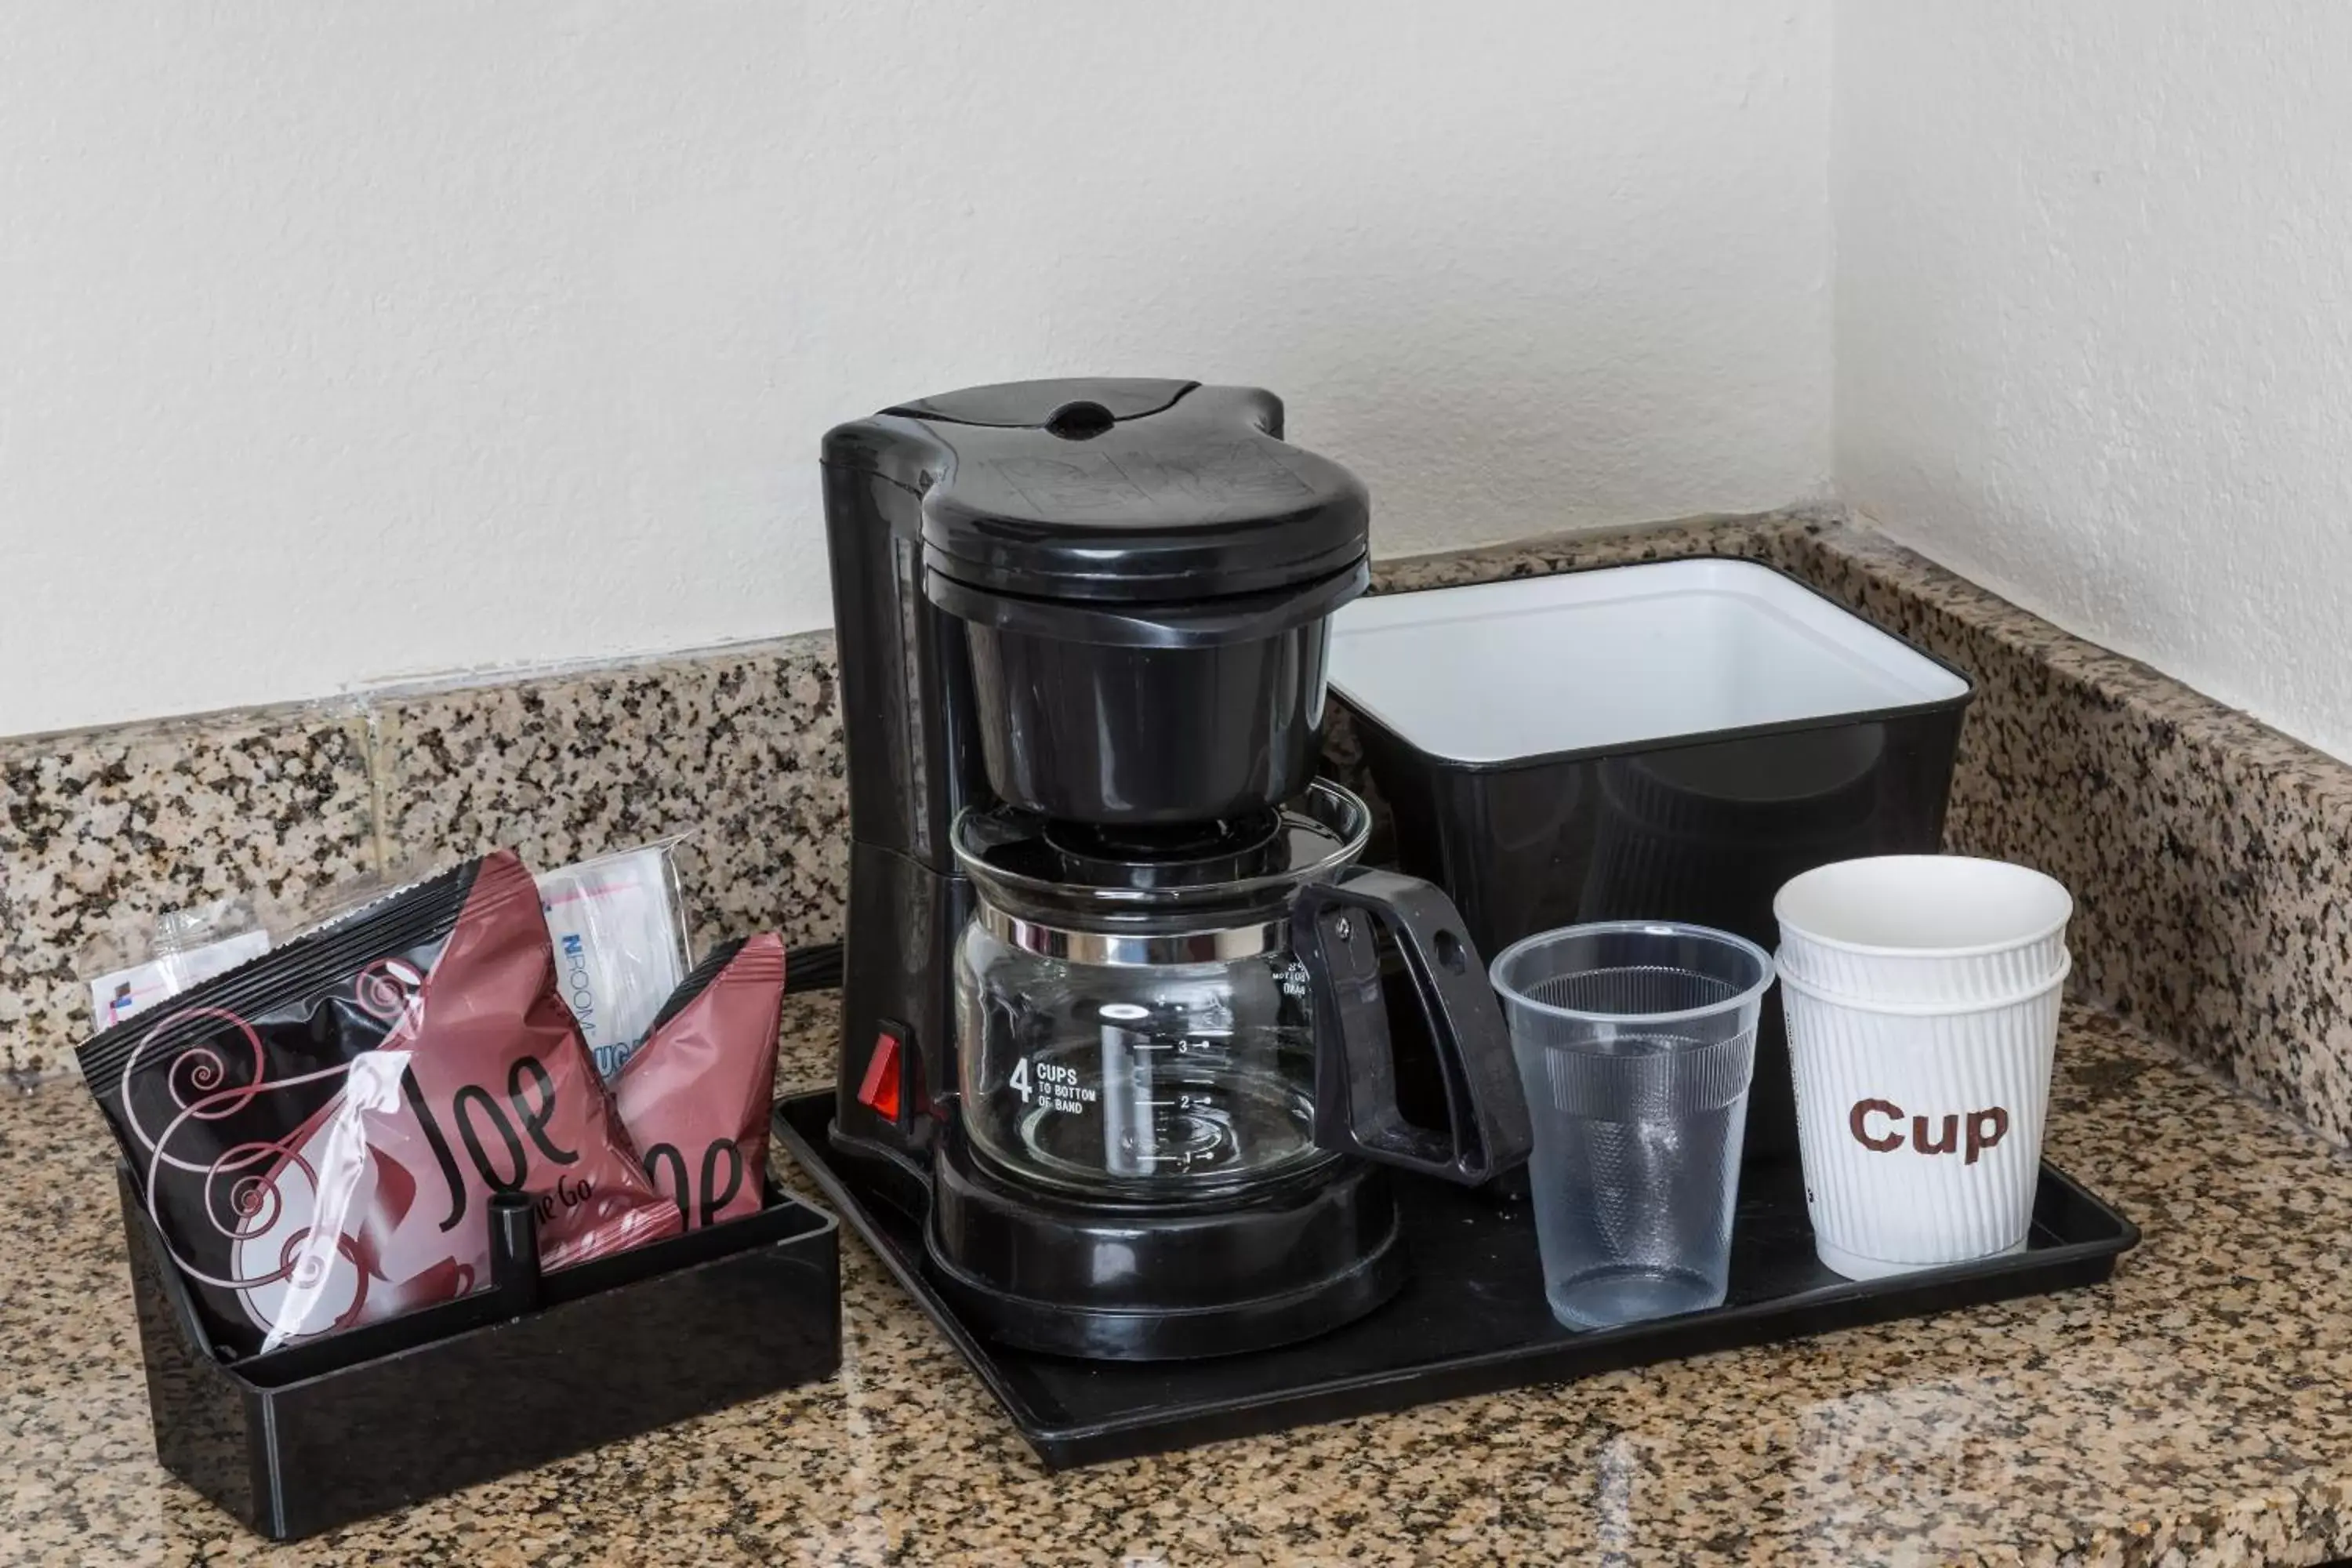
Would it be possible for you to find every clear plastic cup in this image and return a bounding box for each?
[1489,921,1775,1330]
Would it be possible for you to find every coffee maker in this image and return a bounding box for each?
[816,378,1529,1359]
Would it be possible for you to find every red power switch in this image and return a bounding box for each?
[856,1028,903,1122]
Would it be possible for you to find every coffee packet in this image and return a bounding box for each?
[613,934,786,1230]
[78,850,681,1359]
[535,840,693,1080]
[82,898,272,1032]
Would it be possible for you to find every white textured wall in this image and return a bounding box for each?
[0,1,1831,739]
[1836,3,2352,760]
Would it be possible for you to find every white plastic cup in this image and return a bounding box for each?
[1778,956,2067,1279]
[1774,855,2071,1004]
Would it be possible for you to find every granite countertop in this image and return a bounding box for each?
[9,994,2352,1567]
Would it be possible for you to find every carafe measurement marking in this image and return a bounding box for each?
[1008,1056,1098,1116]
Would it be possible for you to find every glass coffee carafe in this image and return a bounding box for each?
[950,782,1527,1206]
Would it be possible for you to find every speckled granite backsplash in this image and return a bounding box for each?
[0,640,848,1080]
[9,508,2352,1151]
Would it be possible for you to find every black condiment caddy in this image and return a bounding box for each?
[116,1165,840,1541]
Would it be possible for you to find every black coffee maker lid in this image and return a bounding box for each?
[831,378,1369,601]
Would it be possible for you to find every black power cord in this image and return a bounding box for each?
[782,942,844,995]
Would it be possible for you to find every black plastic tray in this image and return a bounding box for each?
[776,1091,2136,1469]
[120,1165,842,1541]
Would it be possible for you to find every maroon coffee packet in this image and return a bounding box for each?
[613,933,786,1230]
[78,851,681,1359]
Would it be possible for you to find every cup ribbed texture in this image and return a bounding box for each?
[1520,1026,1756,1120]
[1775,927,2069,1004]
[1515,962,1738,1018]
[1780,976,2061,1276]
[1497,960,1767,1117]
[1773,855,2071,1005]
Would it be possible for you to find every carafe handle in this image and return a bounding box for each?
[1294,869,1530,1185]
